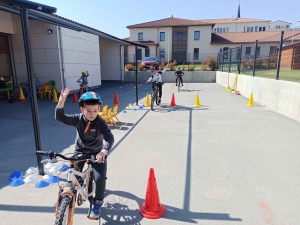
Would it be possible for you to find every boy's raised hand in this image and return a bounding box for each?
[59,87,70,102]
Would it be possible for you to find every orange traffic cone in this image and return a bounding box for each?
[170,93,176,106]
[113,91,120,105]
[140,168,166,219]
[72,91,78,103]
[18,87,26,102]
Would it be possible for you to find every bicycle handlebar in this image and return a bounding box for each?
[36,150,98,163]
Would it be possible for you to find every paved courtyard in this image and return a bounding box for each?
[0,81,300,225]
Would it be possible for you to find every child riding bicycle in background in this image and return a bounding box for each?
[55,88,114,220]
[77,70,89,92]
[147,65,168,104]
[174,67,184,86]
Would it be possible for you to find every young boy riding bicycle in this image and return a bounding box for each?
[55,87,114,220]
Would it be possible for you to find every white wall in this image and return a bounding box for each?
[61,28,101,90]
[216,71,300,123]
[99,37,122,81]
[0,11,14,34]
[10,14,62,90]
[270,21,292,30]
[213,21,270,33]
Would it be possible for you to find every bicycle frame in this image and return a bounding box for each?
[55,162,94,224]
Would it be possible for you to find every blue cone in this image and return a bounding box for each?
[48,176,61,183]
[35,180,50,188]
[139,105,144,109]
[122,110,127,113]
[9,179,25,187]
[133,108,137,111]
[8,170,23,181]
[58,164,69,172]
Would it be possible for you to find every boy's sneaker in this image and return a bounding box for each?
[158,98,161,104]
[175,84,177,86]
[89,200,103,219]
[181,83,184,86]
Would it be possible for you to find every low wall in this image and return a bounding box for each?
[216,71,300,123]
[123,71,216,83]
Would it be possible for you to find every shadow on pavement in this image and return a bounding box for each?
[0,189,242,224]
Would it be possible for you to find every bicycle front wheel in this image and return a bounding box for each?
[55,195,72,225]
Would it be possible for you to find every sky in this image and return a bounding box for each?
[36,0,300,39]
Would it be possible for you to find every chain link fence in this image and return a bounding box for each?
[218,31,300,83]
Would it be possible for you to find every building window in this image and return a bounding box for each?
[269,46,277,58]
[136,48,142,60]
[159,49,165,62]
[250,27,253,32]
[160,32,165,41]
[236,47,241,60]
[138,33,143,41]
[173,31,187,41]
[247,27,250,32]
[255,26,258,31]
[286,25,290,28]
[223,28,226,33]
[255,46,260,58]
[263,27,266,31]
[259,27,262,31]
[213,29,216,33]
[227,27,229,32]
[217,27,219,33]
[194,31,200,40]
[145,48,150,57]
[276,25,280,29]
[245,47,251,58]
[193,48,199,60]
[223,47,229,60]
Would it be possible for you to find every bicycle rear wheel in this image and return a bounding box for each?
[151,90,155,109]
[55,195,72,225]
[177,79,180,92]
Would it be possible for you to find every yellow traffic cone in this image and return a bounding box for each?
[19,87,26,102]
[194,93,201,107]
[247,93,254,106]
[144,93,150,107]
[52,89,58,102]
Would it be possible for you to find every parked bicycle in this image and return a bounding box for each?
[36,150,101,225]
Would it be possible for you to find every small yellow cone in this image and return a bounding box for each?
[19,87,26,101]
[194,93,201,107]
[145,93,151,107]
[247,93,254,106]
[52,89,58,102]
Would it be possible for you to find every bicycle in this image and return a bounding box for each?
[36,150,101,225]
[146,81,163,110]
[77,81,90,98]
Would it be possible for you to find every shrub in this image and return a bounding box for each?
[188,62,196,71]
[201,56,217,71]
[138,63,145,71]
[168,60,177,71]
[125,64,135,71]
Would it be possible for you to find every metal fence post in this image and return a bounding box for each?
[222,52,224,72]
[229,49,232,73]
[253,40,258,77]
[217,53,219,70]
[276,31,284,80]
[238,45,242,74]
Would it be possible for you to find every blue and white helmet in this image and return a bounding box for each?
[79,92,102,107]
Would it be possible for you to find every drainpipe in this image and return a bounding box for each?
[120,44,124,82]
[57,26,66,89]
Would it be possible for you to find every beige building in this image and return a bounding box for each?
[269,20,292,31]
[125,16,295,64]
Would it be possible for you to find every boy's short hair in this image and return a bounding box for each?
[80,99,100,108]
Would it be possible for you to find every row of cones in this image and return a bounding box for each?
[144,93,201,107]
[71,91,121,105]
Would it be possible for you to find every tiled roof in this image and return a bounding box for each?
[270,20,292,24]
[198,18,271,24]
[211,30,300,44]
[127,17,214,28]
